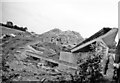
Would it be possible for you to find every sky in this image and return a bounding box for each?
[1,0,119,40]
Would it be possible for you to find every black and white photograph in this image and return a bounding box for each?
[0,0,120,83]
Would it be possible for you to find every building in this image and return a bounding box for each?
[59,28,118,71]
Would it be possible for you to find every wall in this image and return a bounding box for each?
[58,52,77,71]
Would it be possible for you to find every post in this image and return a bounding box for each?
[114,2,120,83]
[118,1,120,40]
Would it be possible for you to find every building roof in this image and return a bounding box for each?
[71,28,118,53]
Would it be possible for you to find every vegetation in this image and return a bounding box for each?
[73,52,104,83]
[0,21,28,31]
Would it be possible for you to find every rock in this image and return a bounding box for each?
[39,28,83,47]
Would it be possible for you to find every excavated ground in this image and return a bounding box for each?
[1,26,117,83]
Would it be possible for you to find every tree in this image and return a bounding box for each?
[24,27,28,31]
[6,21,13,27]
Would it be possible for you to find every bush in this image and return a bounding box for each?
[73,52,103,83]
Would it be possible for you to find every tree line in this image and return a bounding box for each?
[0,21,28,31]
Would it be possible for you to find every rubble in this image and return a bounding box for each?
[1,23,118,83]
[1,24,83,82]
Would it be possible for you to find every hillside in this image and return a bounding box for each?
[39,28,83,47]
[1,24,84,82]
[1,23,117,83]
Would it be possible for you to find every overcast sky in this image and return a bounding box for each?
[1,0,119,39]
